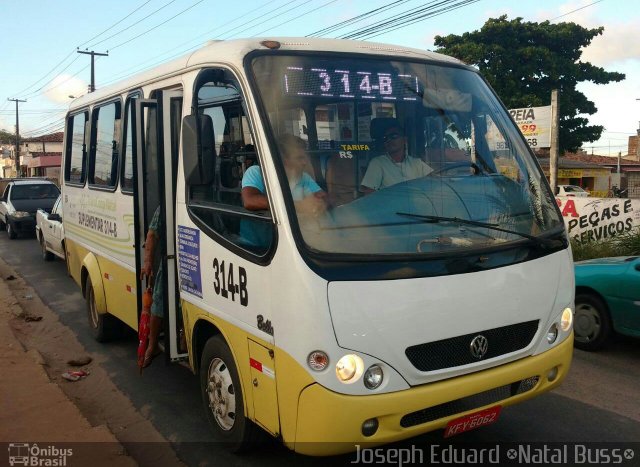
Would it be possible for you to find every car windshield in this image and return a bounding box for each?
[11,184,60,200]
[563,186,584,192]
[250,54,562,256]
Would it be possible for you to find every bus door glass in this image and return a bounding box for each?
[134,88,186,361]
[162,89,185,360]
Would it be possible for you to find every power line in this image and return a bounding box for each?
[6,1,154,99]
[98,0,309,86]
[362,0,480,40]
[307,0,413,37]
[249,0,341,38]
[78,0,152,48]
[221,0,313,40]
[103,0,282,75]
[338,0,453,39]
[339,0,479,40]
[86,0,179,49]
[9,51,78,98]
[109,0,208,51]
[21,118,66,138]
[550,0,604,22]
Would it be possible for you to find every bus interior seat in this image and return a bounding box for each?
[325,153,359,206]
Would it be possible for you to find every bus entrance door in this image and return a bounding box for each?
[133,89,187,363]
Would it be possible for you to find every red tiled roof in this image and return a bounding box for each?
[23,132,63,143]
[563,153,640,166]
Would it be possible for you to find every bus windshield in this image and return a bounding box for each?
[251,54,562,256]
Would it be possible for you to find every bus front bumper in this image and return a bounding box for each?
[293,333,573,456]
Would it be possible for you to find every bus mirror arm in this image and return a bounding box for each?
[182,114,215,185]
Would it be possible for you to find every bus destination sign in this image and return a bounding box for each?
[283,65,421,101]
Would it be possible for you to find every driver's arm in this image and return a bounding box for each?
[359,158,383,194]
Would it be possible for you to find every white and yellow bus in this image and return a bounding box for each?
[61,38,574,456]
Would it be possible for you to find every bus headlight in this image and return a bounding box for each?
[336,354,364,384]
[560,307,573,332]
[363,365,383,390]
[546,323,558,344]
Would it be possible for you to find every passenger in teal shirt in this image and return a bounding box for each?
[241,134,327,249]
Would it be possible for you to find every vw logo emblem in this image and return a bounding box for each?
[470,335,489,359]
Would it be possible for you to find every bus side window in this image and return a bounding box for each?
[188,74,273,257]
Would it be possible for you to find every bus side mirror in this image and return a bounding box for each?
[182,114,215,185]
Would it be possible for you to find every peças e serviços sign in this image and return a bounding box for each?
[557,197,640,244]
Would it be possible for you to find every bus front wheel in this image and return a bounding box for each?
[200,335,260,452]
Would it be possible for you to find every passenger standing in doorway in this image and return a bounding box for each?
[140,206,163,367]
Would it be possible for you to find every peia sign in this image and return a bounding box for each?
[509,105,552,148]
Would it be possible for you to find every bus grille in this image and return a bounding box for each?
[405,320,539,372]
[400,376,539,428]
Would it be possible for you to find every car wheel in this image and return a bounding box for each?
[574,293,612,351]
[7,222,17,239]
[41,235,54,261]
[200,335,260,452]
[85,276,120,342]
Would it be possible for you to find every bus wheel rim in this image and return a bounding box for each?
[88,288,99,329]
[207,357,236,431]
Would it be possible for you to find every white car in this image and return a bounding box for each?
[557,184,590,197]
[36,194,65,261]
[0,179,60,239]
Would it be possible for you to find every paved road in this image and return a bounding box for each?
[1,232,639,466]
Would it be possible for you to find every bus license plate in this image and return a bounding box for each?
[444,406,502,438]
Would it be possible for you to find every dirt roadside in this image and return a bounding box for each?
[0,257,184,467]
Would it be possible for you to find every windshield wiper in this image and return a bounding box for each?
[396,212,560,248]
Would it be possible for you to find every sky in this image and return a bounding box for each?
[1,0,638,156]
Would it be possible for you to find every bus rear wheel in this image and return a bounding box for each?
[200,335,260,452]
[41,235,54,261]
[85,277,120,342]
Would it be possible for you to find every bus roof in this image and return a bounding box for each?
[68,37,464,111]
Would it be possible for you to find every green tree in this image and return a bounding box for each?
[434,16,625,154]
[0,129,14,144]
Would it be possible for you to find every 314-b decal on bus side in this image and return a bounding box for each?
[212,258,248,306]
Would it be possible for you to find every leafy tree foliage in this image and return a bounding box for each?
[434,16,625,153]
[0,129,14,144]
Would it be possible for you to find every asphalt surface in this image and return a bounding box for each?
[1,231,639,466]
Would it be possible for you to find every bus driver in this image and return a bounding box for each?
[360,124,433,193]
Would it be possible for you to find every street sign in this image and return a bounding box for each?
[509,105,552,148]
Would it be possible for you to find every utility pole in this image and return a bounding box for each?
[7,98,26,177]
[77,50,109,93]
[636,120,640,162]
[636,99,640,162]
[549,89,560,195]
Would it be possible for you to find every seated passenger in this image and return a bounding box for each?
[240,135,328,247]
[360,124,433,193]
